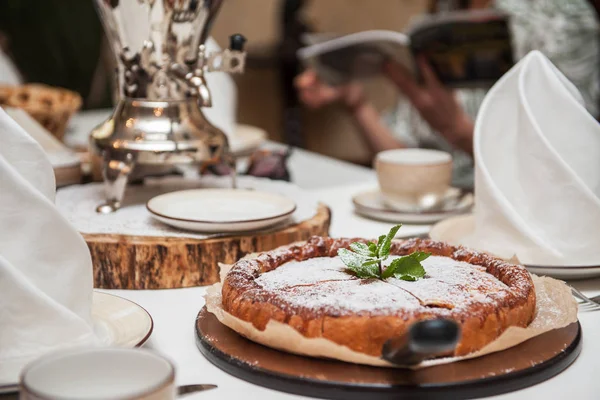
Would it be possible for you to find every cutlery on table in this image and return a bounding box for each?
[571,287,600,312]
[177,384,218,396]
[416,188,472,213]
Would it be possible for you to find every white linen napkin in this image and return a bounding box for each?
[0,108,99,385]
[0,49,21,85]
[4,107,80,169]
[464,50,600,266]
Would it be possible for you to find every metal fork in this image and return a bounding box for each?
[571,286,600,312]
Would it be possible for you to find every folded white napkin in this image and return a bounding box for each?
[0,49,21,85]
[4,107,80,169]
[0,108,99,385]
[465,50,600,266]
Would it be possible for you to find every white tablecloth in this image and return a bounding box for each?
[67,111,600,399]
[103,172,600,400]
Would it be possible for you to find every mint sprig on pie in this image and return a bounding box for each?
[338,225,430,280]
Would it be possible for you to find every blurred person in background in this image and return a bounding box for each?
[295,0,600,189]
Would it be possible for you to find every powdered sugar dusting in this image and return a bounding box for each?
[388,256,511,309]
[254,255,512,315]
[273,279,420,314]
[255,257,354,290]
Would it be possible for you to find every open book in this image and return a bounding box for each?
[297,9,514,89]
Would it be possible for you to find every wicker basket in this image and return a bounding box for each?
[0,84,82,141]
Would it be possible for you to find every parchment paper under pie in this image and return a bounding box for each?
[205,258,578,369]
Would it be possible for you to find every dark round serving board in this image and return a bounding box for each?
[195,308,582,400]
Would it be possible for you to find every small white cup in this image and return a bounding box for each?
[20,348,176,400]
[374,149,453,211]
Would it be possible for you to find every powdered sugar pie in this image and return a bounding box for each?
[222,237,536,358]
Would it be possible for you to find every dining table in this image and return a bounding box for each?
[108,160,600,399]
[8,110,600,400]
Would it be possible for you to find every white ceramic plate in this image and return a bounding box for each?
[0,291,153,394]
[92,292,153,348]
[147,188,297,233]
[429,214,600,280]
[230,124,267,157]
[353,189,474,225]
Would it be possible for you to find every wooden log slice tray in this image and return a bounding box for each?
[86,204,330,290]
[56,177,329,290]
[195,307,582,400]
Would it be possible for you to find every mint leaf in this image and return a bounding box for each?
[375,234,386,256]
[350,242,375,257]
[388,251,430,281]
[362,258,380,267]
[398,274,418,282]
[338,248,379,278]
[352,263,380,279]
[379,224,402,258]
[368,242,377,254]
[338,248,368,270]
[410,251,431,262]
[382,257,403,279]
[393,257,424,280]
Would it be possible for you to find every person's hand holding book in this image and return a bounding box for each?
[383,56,474,155]
[294,69,367,111]
[294,60,475,156]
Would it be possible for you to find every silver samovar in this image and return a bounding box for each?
[91,0,246,213]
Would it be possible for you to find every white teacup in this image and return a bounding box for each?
[374,149,453,211]
[20,348,176,400]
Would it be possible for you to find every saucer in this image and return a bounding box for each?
[230,124,267,157]
[0,291,153,394]
[147,188,297,233]
[430,215,600,280]
[353,189,473,225]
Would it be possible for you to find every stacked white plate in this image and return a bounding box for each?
[147,188,297,233]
